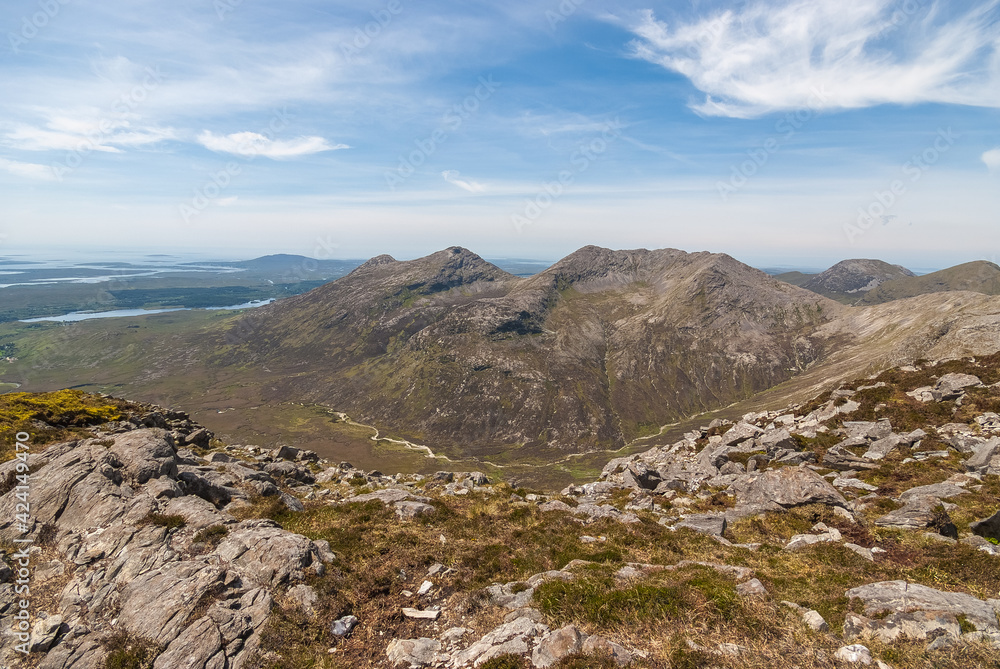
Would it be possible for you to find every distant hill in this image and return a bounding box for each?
[776,259,914,303]
[857,260,1000,305]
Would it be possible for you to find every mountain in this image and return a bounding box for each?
[213,245,839,455]
[7,245,1000,471]
[857,260,1000,305]
[776,259,914,303]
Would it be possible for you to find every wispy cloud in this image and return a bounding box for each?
[0,157,57,181]
[5,113,176,153]
[622,0,1000,118]
[197,131,348,159]
[983,147,1000,171]
[442,170,485,192]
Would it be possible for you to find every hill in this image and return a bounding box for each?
[776,259,914,304]
[858,261,1000,305]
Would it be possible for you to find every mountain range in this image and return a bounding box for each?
[5,245,1000,474]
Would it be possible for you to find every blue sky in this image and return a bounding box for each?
[0,0,998,270]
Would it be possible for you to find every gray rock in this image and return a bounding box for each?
[677,513,727,537]
[844,543,875,561]
[531,624,585,667]
[346,488,427,505]
[898,483,968,503]
[732,466,847,512]
[395,501,437,519]
[387,637,441,667]
[279,492,304,512]
[184,427,213,448]
[264,460,316,484]
[875,495,950,532]
[737,578,767,597]
[843,419,893,440]
[29,614,66,652]
[722,422,763,446]
[538,500,573,513]
[833,643,873,664]
[847,581,999,632]
[863,434,904,461]
[965,438,1000,474]
[214,520,321,588]
[758,428,796,453]
[286,584,318,616]
[152,615,223,669]
[449,616,549,668]
[622,462,662,490]
[275,445,300,461]
[936,373,982,398]
[970,509,1000,541]
[823,445,878,471]
[845,610,961,643]
[110,430,179,485]
[802,609,829,632]
[331,615,359,637]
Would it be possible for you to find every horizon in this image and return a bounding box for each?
[1,1,998,267]
[0,242,975,277]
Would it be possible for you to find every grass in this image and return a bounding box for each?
[139,513,186,530]
[0,389,136,461]
[102,632,161,669]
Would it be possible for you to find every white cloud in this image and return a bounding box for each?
[983,147,1000,171]
[5,112,176,153]
[0,157,57,181]
[623,0,1000,118]
[197,131,348,159]
[442,170,485,192]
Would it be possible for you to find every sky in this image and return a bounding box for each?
[0,0,998,270]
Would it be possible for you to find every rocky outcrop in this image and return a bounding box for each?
[0,428,332,669]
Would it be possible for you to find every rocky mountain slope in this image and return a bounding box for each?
[857,261,1000,306]
[211,246,840,455]
[3,355,1000,668]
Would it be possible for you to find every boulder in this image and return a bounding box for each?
[846,581,1000,632]
[110,429,179,485]
[386,638,442,667]
[823,445,878,471]
[721,422,763,446]
[842,420,893,441]
[677,513,727,537]
[531,624,585,667]
[898,483,968,503]
[449,615,549,668]
[935,373,982,398]
[970,509,1000,541]
[733,466,847,512]
[874,495,946,531]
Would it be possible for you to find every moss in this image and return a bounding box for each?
[140,513,186,530]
